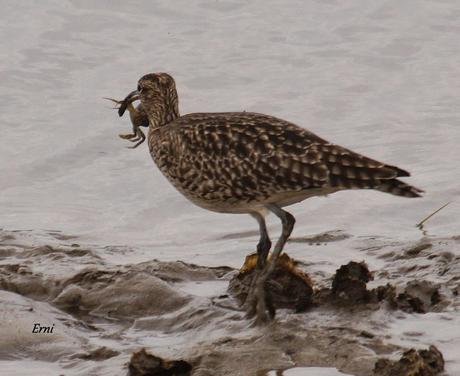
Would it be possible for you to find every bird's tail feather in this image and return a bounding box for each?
[376,178,423,198]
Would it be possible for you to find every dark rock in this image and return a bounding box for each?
[418,346,445,374]
[128,348,192,376]
[331,261,373,303]
[374,345,444,376]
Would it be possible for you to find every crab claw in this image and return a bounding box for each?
[118,90,140,117]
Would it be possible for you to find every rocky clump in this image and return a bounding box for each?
[229,256,446,315]
[313,260,380,307]
[385,280,443,313]
[374,345,444,376]
[331,261,374,303]
[228,253,314,312]
[325,262,445,313]
[128,348,192,376]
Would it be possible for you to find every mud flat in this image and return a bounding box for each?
[0,229,459,375]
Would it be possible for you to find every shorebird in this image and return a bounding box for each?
[116,72,422,323]
[105,97,149,148]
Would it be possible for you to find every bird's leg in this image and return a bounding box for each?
[253,212,272,271]
[254,204,295,324]
[245,212,272,317]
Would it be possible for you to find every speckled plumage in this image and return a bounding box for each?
[117,72,422,323]
[148,111,421,213]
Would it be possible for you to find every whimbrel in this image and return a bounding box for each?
[105,97,149,148]
[117,72,423,323]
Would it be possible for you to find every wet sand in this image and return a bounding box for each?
[1,229,458,375]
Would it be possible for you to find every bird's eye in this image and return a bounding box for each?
[137,84,143,93]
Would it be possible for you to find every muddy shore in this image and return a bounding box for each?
[0,229,459,375]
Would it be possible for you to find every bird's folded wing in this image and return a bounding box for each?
[168,113,409,196]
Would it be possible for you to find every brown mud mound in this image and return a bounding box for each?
[0,243,231,320]
[128,348,192,376]
[228,253,314,312]
[374,345,444,376]
[54,268,192,318]
[0,264,53,301]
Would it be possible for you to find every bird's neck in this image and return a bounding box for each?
[147,94,180,128]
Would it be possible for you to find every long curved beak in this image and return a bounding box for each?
[118,90,140,117]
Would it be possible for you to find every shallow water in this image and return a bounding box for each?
[1,1,460,375]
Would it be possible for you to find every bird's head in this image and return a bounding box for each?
[118,73,179,126]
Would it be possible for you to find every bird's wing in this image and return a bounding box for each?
[312,143,411,190]
[165,112,409,198]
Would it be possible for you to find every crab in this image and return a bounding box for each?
[105,97,149,149]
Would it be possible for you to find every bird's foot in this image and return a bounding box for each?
[244,275,276,325]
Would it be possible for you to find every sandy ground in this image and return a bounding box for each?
[0,228,458,375]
